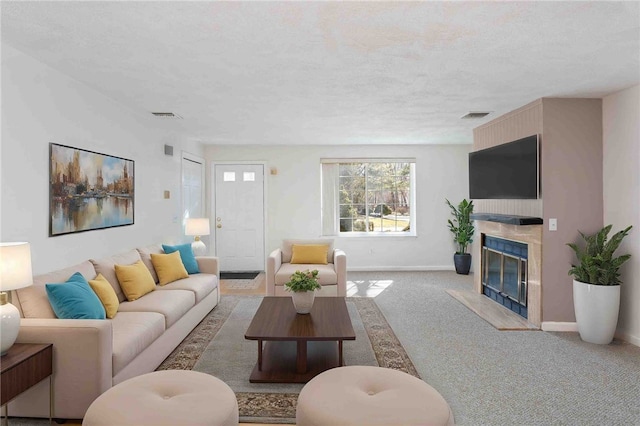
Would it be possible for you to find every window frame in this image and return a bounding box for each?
[322,159,416,238]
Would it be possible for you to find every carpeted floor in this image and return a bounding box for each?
[157,295,418,423]
[350,271,640,426]
[11,271,640,426]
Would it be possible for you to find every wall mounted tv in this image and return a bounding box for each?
[469,135,539,199]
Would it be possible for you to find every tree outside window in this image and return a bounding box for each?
[338,162,412,234]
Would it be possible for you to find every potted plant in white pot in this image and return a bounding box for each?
[285,269,322,314]
[567,224,632,344]
[446,198,475,275]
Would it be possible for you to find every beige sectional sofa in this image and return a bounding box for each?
[9,244,220,420]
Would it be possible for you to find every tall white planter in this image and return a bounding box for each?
[292,290,315,314]
[573,280,620,344]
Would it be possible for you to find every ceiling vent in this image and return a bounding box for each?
[461,112,490,119]
[151,112,183,119]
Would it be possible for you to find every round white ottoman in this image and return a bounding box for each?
[83,370,238,426]
[296,366,454,426]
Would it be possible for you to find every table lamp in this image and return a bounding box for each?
[0,242,33,356]
[185,218,210,256]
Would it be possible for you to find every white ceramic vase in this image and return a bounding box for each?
[572,279,620,344]
[292,290,315,314]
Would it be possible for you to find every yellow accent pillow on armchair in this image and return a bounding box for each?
[290,244,329,264]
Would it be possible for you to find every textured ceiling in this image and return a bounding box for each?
[2,1,639,145]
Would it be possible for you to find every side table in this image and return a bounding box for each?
[1,343,53,425]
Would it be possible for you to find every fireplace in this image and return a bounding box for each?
[482,236,528,318]
[472,215,542,328]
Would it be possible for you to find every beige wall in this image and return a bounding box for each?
[541,98,603,322]
[603,85,640,346]
[472,98,603,323]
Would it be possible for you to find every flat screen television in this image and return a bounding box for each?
[469,135,539,199]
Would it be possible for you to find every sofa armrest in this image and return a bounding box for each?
[196,256,220,276]
[334,249,347,297]
[13,318,113,419]
[266,248,282,296]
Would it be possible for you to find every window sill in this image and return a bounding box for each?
[336,232,417,238]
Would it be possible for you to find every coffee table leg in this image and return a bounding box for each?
[296,341,307,374]
[339,340,344,366]
[258,340,263,371]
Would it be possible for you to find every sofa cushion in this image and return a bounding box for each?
[46,272,106,320]
[275,263,338,286]
[151,252,189,285]
[16,260,97,319]
[155,274,218,304]
[162,243,200,274]
[115,260,157,302]
[136,244,164,284]
[117,289,195,328]
[291,244,329,265]
[111,312,165,376]
[88,273,120,319]
[282,239,334,264]
[90,250,142,302]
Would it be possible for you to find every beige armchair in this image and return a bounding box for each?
[266,239,346,297]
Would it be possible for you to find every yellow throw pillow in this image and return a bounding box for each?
[114,260,156,301]
[88,273,120,319]
[151,251,189,286]
[290,244,329,265]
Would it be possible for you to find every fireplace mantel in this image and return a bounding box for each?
[471,213,543,225]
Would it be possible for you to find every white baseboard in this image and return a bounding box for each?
[347,266,455,272]
[615,330,640,347]
[541,322,578,332]
[541,323,639,346]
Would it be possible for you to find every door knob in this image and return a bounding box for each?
[216,224,222,228]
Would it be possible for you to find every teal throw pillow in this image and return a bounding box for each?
[46,272,106,320]
[162,243,200,274]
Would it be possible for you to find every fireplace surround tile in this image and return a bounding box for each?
[473,220,542,328]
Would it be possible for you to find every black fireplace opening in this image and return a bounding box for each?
[482,236,528,318]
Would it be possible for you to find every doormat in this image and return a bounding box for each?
[220,271,261,280]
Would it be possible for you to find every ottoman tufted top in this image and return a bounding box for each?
[296,365,454,426]
[83,370,238,426]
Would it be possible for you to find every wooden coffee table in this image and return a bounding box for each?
[244,297,355,383]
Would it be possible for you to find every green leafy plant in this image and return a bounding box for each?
[284,270,322,293]
[446,199,475,254]
[567,225,632,286]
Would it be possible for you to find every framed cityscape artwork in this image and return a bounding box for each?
[49,143,134,236]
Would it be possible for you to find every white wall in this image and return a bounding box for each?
[603,84,640,346]
[1,44,203,274]
[205,144,471,270]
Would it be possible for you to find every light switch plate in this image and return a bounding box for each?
[549,218,557,231]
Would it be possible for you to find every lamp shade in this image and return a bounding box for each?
[185,218,210,236]
[0,242,33,291]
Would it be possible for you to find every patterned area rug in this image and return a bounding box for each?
[157,296,418,423]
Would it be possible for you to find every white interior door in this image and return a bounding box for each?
[214,164,265,271]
